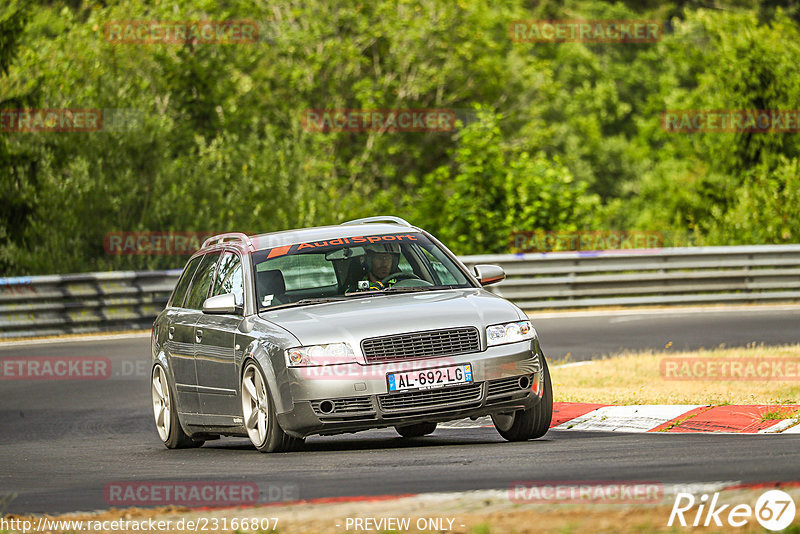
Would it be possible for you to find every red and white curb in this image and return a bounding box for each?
[440,403,800,433]
[552,403,800,433]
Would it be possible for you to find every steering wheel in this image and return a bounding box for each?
[380,272,420,285]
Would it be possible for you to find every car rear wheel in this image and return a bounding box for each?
[151,364,204,449]
[395,422,437,438]
[241,361,303,453]
[491,356,553,441]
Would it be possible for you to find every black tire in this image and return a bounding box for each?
[241,361,304,453]
[491,356,553,441]
[151,364,204,449]
[395,422,438,438]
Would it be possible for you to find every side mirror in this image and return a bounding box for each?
[202,293,242,315]
[473,264,505,286]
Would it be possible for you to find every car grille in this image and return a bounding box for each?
[378,383,483,415]
[361,327,480,363]
[311,396,374,416]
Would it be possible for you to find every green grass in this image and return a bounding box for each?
[761,409,799,421]
[551,344,800,405]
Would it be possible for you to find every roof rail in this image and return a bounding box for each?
[201,232,255,251]
[340,216,412,227]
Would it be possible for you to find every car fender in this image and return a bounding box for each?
[241,339,294,415]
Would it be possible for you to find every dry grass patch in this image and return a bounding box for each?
[5,487,797,534]
[550,344,800,405]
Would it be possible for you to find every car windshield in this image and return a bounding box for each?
[251,233,473,310]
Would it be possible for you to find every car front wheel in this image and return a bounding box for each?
[241,361,303,453]
[491,357,553,441]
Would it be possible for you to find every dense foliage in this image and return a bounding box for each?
[1,0,798,274]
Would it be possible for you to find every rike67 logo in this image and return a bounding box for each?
[669,489,796,531]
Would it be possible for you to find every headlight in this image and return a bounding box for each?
[285,343,357,367]
[486,320,536,347]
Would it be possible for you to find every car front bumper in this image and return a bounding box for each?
[275,339,546,438]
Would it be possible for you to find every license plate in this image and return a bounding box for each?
[387,364,472,392]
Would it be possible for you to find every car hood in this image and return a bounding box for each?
[257,288,524,349]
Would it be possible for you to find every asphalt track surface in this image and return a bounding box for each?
[1,306,799,514]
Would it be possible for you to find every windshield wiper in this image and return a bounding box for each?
[263,286,464,311]
[383,286,437,293]
[386,284,463,292]
[343,286,457,297]
[261,296,350,311]
[342,287,427,297]
[294,296,350,305]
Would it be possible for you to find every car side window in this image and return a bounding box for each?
[184,252,221,310]
[212,252,244,305]
[170,255,203,308]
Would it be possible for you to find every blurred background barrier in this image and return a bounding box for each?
[460,244,800,310]
[0,271,181,339]
[1,245,799,339]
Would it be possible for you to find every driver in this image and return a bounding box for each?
[360,243,402,290]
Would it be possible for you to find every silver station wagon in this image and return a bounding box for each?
[150,216,552,452]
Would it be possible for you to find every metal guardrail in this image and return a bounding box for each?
[1,245,799,339]
[461,244,800,309]
[0,271,180,339]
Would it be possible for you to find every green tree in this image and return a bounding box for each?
[411,109,597,254]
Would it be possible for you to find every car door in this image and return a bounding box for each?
[164,254,204,415]
[194,250,245,419]
[176,251,221,415]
